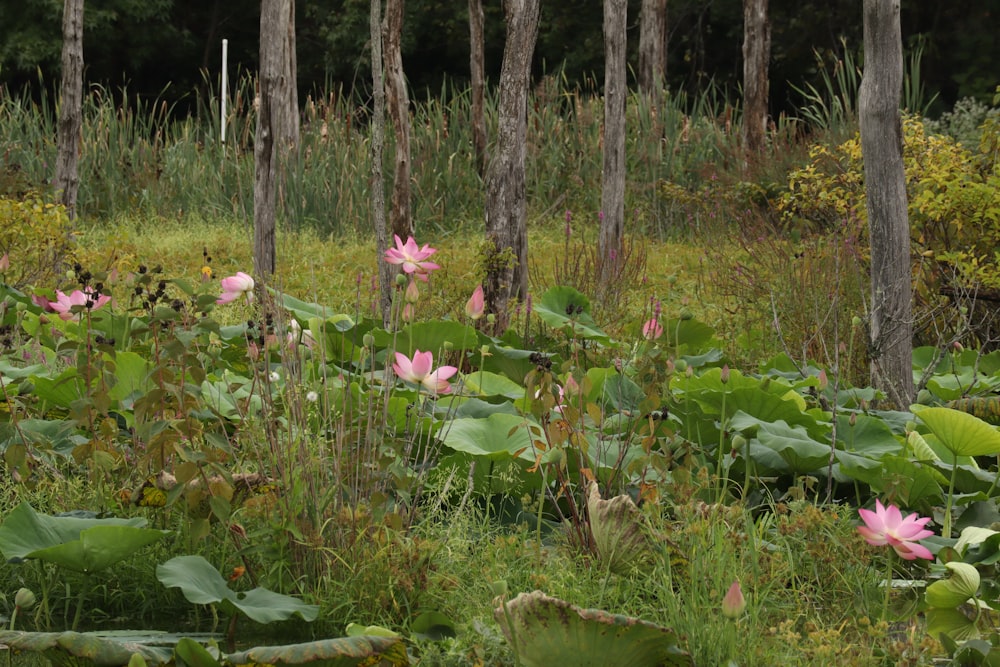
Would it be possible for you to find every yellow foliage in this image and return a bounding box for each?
[0,192,77,289]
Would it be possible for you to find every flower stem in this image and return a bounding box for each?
[882,554,893,621]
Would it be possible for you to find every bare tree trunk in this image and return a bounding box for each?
[741,0,770,156]
[484,0,539,334]
[860,0,913,408]
[371,0,392,325]
[637,0,667,98]
[384,0,413,242]
[54,0,84,220]
[598,0,627,289]
[254,0,292,279]
[286,0,299,144]
[468,0,488,177]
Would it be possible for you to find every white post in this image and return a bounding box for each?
[221,39,229,144]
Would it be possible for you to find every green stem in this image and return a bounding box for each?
[944,457,958,539]
[717,391,729,504]
[71,574,89,632]
[882,554,893,622]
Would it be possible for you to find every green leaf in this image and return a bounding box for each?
[926,562,981,609]
[0,502,150,563]
[533,287,611,343]
[439,414,537,461]
[156,555,319,624]
[28,525,168,574]
[494,591,692,667]
[914,406,1000,457]
[0,630,175,667]
[174,637,222,667]
[409,612,457,640]
[462,371,525,399]
[926,608,980,642]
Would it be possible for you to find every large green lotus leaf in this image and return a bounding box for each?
[31,367,87,409]
[913,406,1000,457]
[157,555,319,623]
[494,591,692,667]
[584,368,645,413]
[837,413,902,456]
[838,455,945,506]
[659,317,716,352]
[28,525,168,574]
[107,351,153,403]
[926,608,980,642]
[226,636,408,667]
[0,502,148,563]
[710,387,823,437]
[752,420,830,473]
[439,413,537,461]
[533,287,611,343]
[462,371,525,399]
[373,321,483,358]
[0,630,175,667]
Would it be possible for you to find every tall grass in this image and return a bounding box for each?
[0,73,770,239]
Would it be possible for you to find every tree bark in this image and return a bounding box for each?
[371,0,392,325]
[741,0,770,156]
[384,0,413,243]
[484,0,539,334]
[54,0,84,220]
[637,0,667,98]
[598,0,627,290]
[468,0,488,177]
[860,0,913,407]
[254,0,293,279]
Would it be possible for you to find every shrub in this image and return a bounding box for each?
[777,116,1000,346]
[0,192,76,289]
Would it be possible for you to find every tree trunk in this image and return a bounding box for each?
[484,0,539,334]
[468,0,488,177]
[371,0,392,325]
[384,0,413,243]
[598,0,627,290]
[637,0,667,98]
[860,0,913,408]
[254,0,293,279]
[54,0,84,220]
[741,0,770,156]
[286,0,299,144]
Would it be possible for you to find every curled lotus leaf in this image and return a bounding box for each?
[586,481,657,574]
[225,636,408,667]
[494,590,692,667]
[0,630,174,667]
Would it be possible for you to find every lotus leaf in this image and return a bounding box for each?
[586,481,657,574]
[494,590,692,667]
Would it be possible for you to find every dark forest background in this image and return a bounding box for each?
[1,0,997,115]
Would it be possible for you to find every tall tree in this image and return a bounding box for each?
[483,0,540,334]
[253,0,293,278]
[637,0,667,99]
[860,0,913,407]
[598,0,627,290]
[54,0,84,219]
[384,0,413,242]
[741,0,770,155]
[371,0,391,325]
[468,0,488,177]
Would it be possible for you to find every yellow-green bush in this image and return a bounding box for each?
[0,193,77,290]
[777,115,1000,343]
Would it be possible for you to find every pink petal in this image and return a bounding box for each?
[410,350,433,379]
[857,526,888,546]
[393,352,414,383]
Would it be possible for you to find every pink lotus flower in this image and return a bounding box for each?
[641,318,663,340]
[858,499,934,561]
[217,271,255,305]
[393,349,458,395]
[0,253,9,272]
[384,235,440,282]
[465,285,485,320]
[721,580,746,619]
[49,287,111,320]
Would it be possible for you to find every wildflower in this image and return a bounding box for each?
[384,235,440,281]
[858,499,934,561]
[721,581,746,619]
[641,318,663,340]
[0,253,9,272]
[465,285,485,320]
[393,349,458,395]
[49,287,112,320]
[306,390,319,403]
[269,371,280,383]
[217,271,255,305]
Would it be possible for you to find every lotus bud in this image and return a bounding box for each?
[817,369,828,391]
[721,581,746,619]
[731,434,747,452]
[405,279,420,303]
[720,365,730,384]
[849,412,857,427]
[394,273,408,287]
[680,308,693,320]
[362,333,375,348]
[851,315,862,328]
[15,587,36,610]
[0,253,8,272]
[443,341,453,351]
[674,358,688,373]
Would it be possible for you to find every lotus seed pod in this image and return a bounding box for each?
[674,359,688,372]
[362,333,375,348]
[680,308,693,320]
[15,587,36,610]
[394,273,408,287]
[851,315,862,328]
